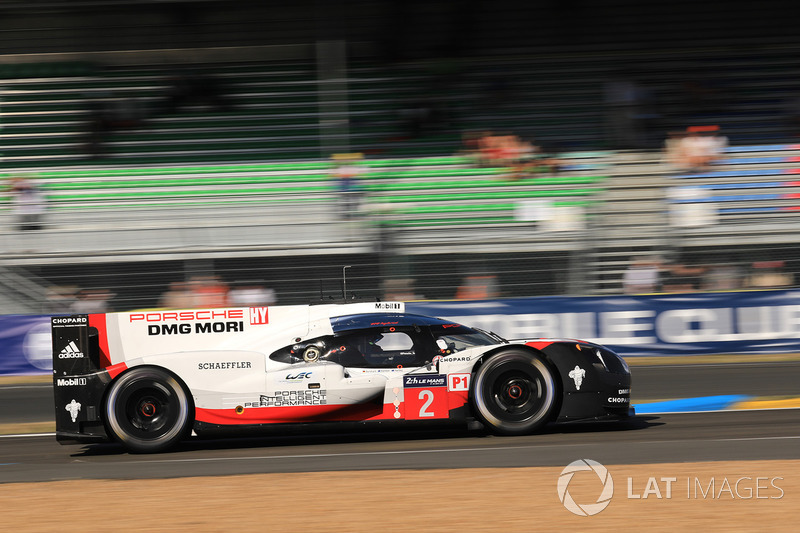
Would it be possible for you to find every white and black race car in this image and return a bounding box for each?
[52,301,632,453]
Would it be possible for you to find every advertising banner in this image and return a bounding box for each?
[3,290,800,374]
[0,315,52,375]
[409,290,800,357]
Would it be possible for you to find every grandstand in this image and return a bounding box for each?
[6,44,800,167]
[0,152,609,258]
[2,0,800,312]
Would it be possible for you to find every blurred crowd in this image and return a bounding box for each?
[461,131,562,178]
[159,276,277,309]
[622,256,793,295]
[664,125,728,171]
[43,276,278,313]
[44,286,115,314]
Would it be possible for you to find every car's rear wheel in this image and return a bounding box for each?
[471,349,556,435]
[104,367,192,453]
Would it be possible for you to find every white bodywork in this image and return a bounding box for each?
[100,302,483,422]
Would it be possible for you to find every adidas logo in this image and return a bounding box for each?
[58,341,85,359]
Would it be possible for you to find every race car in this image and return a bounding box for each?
[51,301,633,453]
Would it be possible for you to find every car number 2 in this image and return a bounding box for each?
[418,389,435,417]
[404,386,448,420]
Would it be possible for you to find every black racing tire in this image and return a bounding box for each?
[104,366,193,453]
[470,349,557,436]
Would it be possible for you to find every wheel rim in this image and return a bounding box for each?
[106,370,189,449]
[493,372,539,414]
[122,383,174,435]
[474,354,555,431]
[484,366,548,422]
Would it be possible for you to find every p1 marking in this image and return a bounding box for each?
[448,373,470,392]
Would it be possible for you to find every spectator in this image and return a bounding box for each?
[456,275,499,300]
[746,261,793,288]
[228,284,278,307]
[189,275,229,308]
[382,278,422,301]
[159,281,196,309]
[673,125,728,171]
[661,261,707,293]
[477,133,508,167]
[43,285,79,313]
[332,153,366,218]
[663,130,687,168]
[8,175,46,230]
[622,257,661,294]
[703,264,744,291]
[475,133,561,177]
[70,289,113,313]
[158,276,230,309]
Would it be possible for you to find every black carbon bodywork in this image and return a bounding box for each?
[537,341,632,421]
[51,315,112,444]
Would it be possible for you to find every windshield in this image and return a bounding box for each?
[429,324,502,352]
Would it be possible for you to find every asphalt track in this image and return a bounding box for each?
[1,361,799,483]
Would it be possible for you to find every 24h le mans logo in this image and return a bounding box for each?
[557,459,614,516]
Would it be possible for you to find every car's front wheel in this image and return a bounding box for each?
[104,366,192,453]
[471,349,557,435]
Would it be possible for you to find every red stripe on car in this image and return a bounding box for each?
[195,403,383,425]
[525,340,554,350]
[88,313,112,368]
[106,362,128,379]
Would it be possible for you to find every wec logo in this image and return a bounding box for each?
[285,372,312,380]
[557,459,614,516]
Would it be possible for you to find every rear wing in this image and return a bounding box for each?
[51,315,112,443]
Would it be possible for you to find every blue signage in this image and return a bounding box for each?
[0,315,52,375]
[408,290,800,357]
[3,290,800,375]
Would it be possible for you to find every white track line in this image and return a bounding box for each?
[0,433,56,439]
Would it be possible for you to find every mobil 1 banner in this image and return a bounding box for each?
[408,289,800,357]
